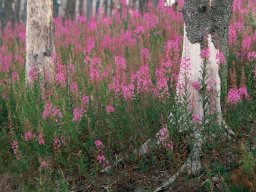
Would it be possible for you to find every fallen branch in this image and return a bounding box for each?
[154,128,202,192]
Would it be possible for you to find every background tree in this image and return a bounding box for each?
[25,0,55,83]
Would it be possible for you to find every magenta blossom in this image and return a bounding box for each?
[200,48,210,59]
[191,80,201,91]
[73,108,85,122]
[69,82,79,93]
[38,132,45,145]
[97,154,106,164]
[106,105,115,114]
[227,88,241,105]
[24,131,34,141]
[192,114,203,124]
[95,139,104,149]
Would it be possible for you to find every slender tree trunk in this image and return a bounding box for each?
[67,0,76,19]
[92,0,97,17]
[75,0,80,18]
[25,0,55,83]
[15,0,21,23]
[19,0,27,21]
[59,0,67,18]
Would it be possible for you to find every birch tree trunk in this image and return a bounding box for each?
[92,0,97,18]
[59,0,67,18]
[177,0,233,125]
[155,1,233,190]
[75,0,80,19]
[25,0,55,83]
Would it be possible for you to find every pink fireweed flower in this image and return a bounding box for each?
[11,141,20,159]
[156,127,173,150]
[52,107,62,118]
[227,88,241,105]
[38,132,45,145]
[95,139,104,149]
[156,78,169,97]
[68,64,76,73]
[69,82,79,93]
[97,154,106,164]
[85,38,95,54]
[115,55,126,71]
[242,35,252,51]
[200,48,210,59]
[81,95,89,106]
[140,48,150,64]
[28,67,38,81]
[122,84,135,101]
[157,128,169,142]
[89,57,102,82]
[11,71,19,83]
[166,142,174,150]
[73,108,85,122]
[42,103,52,119]
[238,87,249,99]
[39,160,49,169]
[229,25,237,45]
[42,102,62,119]
[24,131,34,141]
[216,51,225,65]
[191,80,201,91]
[106,105,115,114]
[53,137,61,150]
[192,114,203,124]
[56,72,66,87]
[136,65,153,93]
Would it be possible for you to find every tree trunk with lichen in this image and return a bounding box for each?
[177,0,233,125]
[25,0,55,83]
[155,1,233,191]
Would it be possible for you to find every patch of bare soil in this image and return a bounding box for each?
[0,174,19,192]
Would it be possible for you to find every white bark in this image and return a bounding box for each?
[92,0,97,17]
[165,0,176,6]
[59,0,67,18]
[25,0,55,83]
[75,0,80,18]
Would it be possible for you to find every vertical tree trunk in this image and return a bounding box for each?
[92,0,97,18]
[15,0,21,23]
[19,0,27,21]
[66,0,76,19]
[75,0,80,18]
[59,0,67,18]
[177,0,233,124]
[25,0,55,83]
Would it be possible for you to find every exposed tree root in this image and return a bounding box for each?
[154,128,202,192]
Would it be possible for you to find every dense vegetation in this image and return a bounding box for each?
[0,0,256,191]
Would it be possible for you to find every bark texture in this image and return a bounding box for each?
[25,0,55,83]
[182,0,233,96]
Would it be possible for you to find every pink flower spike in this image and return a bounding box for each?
[40,160,49,169]
[38,132,45,145]
[200,48,210,59]
[106,105,115,114]
[191,80,201,91]
[95,139,104,149]
[97,154,106,164]
[24,131,34,141]
[192,114,203,124]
